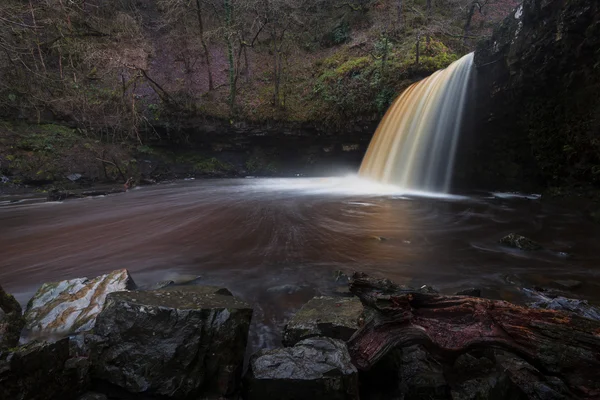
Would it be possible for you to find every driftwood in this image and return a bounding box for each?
[347,273,600,398]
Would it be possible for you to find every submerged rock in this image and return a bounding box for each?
[24,269,136,337]
[244,337,358,400]
[0,285,25,351]
[92,286,252,399]
[266,284,304,295]
[455,288,482,297]
[529,296,600,321]
[0,338,89,400]
[283,296,363,346]
[552,280,582,290]
[138,279,175,291]
[499,233,542,251]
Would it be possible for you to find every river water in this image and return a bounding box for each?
[1,177,599,349]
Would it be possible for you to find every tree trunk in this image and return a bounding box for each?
[346,273,600,399]
[396,0,403,32]
[426,0,432,46]
[415,31,420,64]
[463,2,477,45]
[224,0,236,112]
[272,30,280,107]
[196,0,214,91]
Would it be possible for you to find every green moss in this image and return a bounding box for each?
[245,148,279,174]
[175,153,234,175]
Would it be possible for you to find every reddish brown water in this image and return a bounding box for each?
[1,177,599,349]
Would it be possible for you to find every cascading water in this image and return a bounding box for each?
[359,52,474,193]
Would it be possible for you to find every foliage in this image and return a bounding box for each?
[312,37,459,125]
[0,0,515,130]
[175,153,234,175]
[245,148,279,174]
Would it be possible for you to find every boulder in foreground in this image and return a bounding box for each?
[283,296,363,346]
[0,337,89,400]
[24,269,135,337]
[92,286,252,399]
[244,337,358,400]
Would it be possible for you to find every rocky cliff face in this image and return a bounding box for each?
[456,0,600,191]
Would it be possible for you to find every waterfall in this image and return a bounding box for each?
[359,52,474,193]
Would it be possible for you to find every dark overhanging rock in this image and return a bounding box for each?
[0,284,25,351]
[244,337,359,400]
[91,287,253,399]
[459,0,600,191]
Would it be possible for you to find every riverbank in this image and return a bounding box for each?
[0,120,373,197]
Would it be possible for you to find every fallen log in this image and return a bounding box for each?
[347,273,600,399]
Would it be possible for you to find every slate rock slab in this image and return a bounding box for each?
[92,286,253,399]
[24,269,136,337]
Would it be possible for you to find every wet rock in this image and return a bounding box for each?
[166,274,202,285]
[499,233,542,250]
[371,235,387,241]
[160,284,233,296]
[449,352,513,400]
[244,337,358,400]
[266,284,304,295]
[283,296,363,346]
[92,286,252,399]
[455,288,481,297]
[47,188,125,201]
[0,338,90,400]
[24,269,136,337]
[529,296,600,321]
[0,285,25,351]
[66,173,82,182]
[419,284,439,294]
[359,345,450,400]
[398,345,450,399]
[138,279,175,291]
[80,188,125,197]
[552,280,582,290]
[139,178,156,185]
[334,270,352,283]
[77,392,108,400]
[493,352,575,399]
[333,286,353,297]
[47,189,78,201]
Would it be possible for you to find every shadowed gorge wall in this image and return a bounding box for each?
[457,0,600,191]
